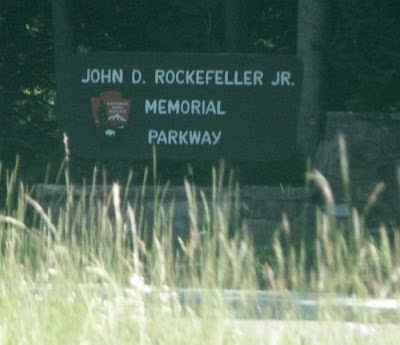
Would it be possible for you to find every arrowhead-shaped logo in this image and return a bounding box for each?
[91,91,131,139]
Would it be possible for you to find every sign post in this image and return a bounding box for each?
[65,52,302,162]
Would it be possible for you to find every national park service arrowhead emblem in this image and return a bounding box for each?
[91,91,131,139]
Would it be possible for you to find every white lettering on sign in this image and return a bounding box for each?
[271,71,293,86]
[154,69,263,86]
[131,69,143,84]
[148,130,222,146]
[145,99,226,115]
[81,68,123,84]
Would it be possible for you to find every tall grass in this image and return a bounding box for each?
[0,149,400,344]
[0,157,257,288]
[262,136,400,297]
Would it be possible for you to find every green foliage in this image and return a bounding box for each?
[69,0,225,52]
[326,0,400,111]
[248,0,297,53]
[0,1,60,181]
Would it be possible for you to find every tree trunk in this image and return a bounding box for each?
[225,0,247,52]
[52,0,74,134]
[297,0,328,157]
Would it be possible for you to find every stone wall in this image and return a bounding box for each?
[314,112,400,228]
[34,184,309,244]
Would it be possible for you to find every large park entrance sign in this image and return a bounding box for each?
[65,52,303,161]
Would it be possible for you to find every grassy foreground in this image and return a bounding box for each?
[0,157,400,344]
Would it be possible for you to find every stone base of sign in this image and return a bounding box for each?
[34,184,311,247]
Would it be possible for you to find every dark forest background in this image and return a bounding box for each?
[1,0,399,184]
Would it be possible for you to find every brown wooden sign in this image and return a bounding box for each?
[65,52,303,161]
